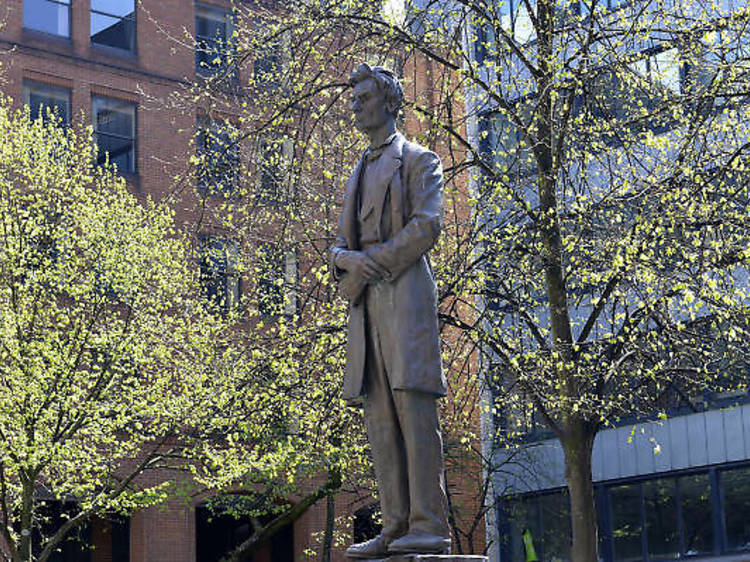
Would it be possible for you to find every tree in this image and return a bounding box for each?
[164,0,750,559]
[0,97,252,562]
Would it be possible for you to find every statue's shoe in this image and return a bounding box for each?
[346,534,393,559]
[387,532,451,554]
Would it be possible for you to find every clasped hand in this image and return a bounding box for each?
[336,250,386,302]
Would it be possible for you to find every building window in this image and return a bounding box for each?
[504,490,571,562]
[484,107,537,180]
[679,473,713,556]
[256,138,290,204]
[499,466,742,561]
[199,236,239,312]
[353,504,382,544]
[256,244,296,317]
[90,0,136,52]
[607,476,716,561]
[196,501,293,562]
[196,118,240,196]
[23,0,71,37]
[721,466,750,553]
[195,4,234,75]
[23,81,71,126]
[253,42,282,88]
[92,97,136,174]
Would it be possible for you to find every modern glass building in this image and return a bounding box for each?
[461,0,750,560]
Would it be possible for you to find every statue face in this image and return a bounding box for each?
[351,77,393,134]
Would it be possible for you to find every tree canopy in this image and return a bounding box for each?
[172,0,750,558]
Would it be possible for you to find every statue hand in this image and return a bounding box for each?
[336,250,386,282]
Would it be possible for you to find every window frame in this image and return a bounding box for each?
[90,0,137,53]
[255,137,292,205]
[195,3,236,77]
[23,0,72,38]
[198,235,240,313]
[196,117,241,196]
[499,464,750,561]
[92,96,137,175]
[256,243,296,318]
[22,80,71,126]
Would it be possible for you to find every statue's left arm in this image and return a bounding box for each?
[365,150,443,281]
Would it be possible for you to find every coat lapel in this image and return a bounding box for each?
[342,154,366,250]
[371,134,404,236]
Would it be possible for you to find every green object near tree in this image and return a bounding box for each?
[522,528,539,562]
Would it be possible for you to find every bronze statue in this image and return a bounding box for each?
[331,63,450,558]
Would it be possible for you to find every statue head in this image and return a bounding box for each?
[349,63,403,134]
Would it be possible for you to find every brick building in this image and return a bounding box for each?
[0,1,360,560]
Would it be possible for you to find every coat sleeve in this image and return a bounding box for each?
[365,150,443,281]
[330,205,349,281]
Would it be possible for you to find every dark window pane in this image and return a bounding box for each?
[678,473,712,557]
[23,0,70,36]
[195,6,233,74]
[610,484,642,562]
[257,140,284,204]
[96,133,134,172]
[23,82,70,125]
[91,12,135,51]
[722,466,750,553]
[254,46,282,88]
[199,237,238,311]
[539,492,572,561]
[353,504,382,544]
[91,0,134,18]
[197,120,239,195]
[94,106,134,137]
[196,16,226,42]
[506,496,541,562]
[257,245,283,316]
[643,479,678,560]
[93,98,136,174]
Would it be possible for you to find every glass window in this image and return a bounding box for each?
[610,484,642,562]
[23,0,70,37]
[196,118,239,196]
[198,236,239,312]
[92,97,136,174]
[257,139,286,204]
[678,473,713,556]
[90,0,136,52]
[257,243,283,317]
[488,107,536,179]
[254,42,282,88]
[643,479,678,560]
[538,492,572,560]
[506,491,571,562]
[722,466,750,553]
[631,48,682,95]
[23,81,70,125]
[195,4,234,75]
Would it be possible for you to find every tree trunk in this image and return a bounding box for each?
[219,470,341,562]
[19,475,33,562]
[562,426,598,562]
[321,491,335,562]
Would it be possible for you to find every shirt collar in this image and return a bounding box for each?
[365,132,398,162]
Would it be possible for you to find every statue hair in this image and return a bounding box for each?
[349,63,404,117]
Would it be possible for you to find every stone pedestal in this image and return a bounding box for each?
[356,554,487,562]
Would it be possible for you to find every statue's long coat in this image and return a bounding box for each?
[332,133,447,404]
